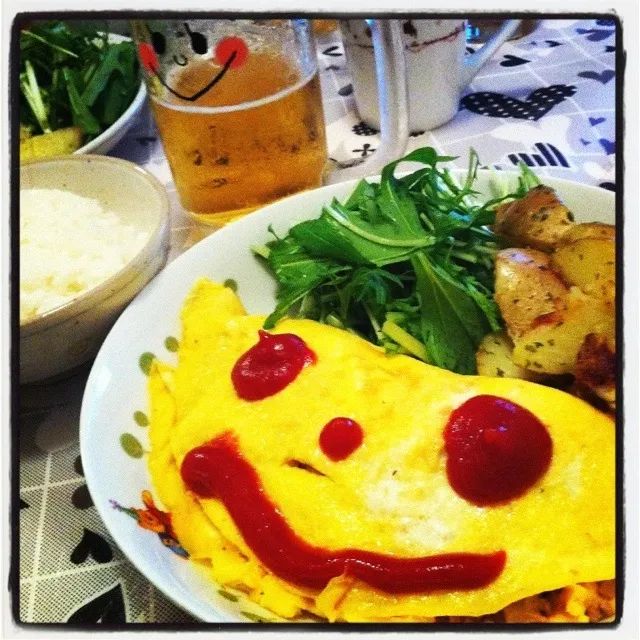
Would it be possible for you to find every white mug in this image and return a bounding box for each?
[341,19,521,133]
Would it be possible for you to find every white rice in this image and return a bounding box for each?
[20,189,150,323]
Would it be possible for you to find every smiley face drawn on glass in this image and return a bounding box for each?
[138,22,249,102]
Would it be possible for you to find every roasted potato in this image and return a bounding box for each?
[574,333,616,411]
[491,187,616,408]
[511,288,615,375]
[560,223,615,243]
[20,126,83,162]
[476,331,540,381]
[551,223,615,303]
[476,331,573,389]
[493,185,575,251]
[494,248,569,339]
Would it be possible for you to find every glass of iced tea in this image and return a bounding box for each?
[129,19,329,225]
[131,19,411,226]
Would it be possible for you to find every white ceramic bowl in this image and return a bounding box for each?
[75,34,147,156]
[79,171,615,622]
[20,155,170,385]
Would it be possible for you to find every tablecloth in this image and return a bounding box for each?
[17,17,616,624]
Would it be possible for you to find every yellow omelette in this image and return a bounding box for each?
[146,278,615,622]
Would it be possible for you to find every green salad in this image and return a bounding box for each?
[254,148,540,375]
[19,21,140,159]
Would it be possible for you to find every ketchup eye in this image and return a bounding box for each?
[444,395,552,506]
[184,22,208,55]
[231,331,316,401]
[151,32,166,55]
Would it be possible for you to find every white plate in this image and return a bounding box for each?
[74,34,147,156]
[79,171,615,623]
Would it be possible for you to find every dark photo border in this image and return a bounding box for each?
[9,9,625,631]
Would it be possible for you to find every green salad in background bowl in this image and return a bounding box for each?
[19,21,145,161]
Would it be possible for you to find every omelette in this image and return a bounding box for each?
[146,278,615,622]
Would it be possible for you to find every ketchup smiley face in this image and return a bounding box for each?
[444,395,553,506]
[231,330,316,401]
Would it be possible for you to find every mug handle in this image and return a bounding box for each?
[327,20,410,184]
[459,19,522,88]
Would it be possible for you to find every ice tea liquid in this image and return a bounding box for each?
[150,51,328,225]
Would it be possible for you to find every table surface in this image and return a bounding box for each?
[18,18,616,624]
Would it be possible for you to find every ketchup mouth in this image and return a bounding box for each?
[181,432,507,594]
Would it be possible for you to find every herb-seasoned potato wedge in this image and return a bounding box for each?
[495,248,570,339]
[551,223,615,302]
[511,289,615,375]
[476,331,573,388]
[493,185,575,251]
[476,331,540,381]
[574,333,616,411]
[560,222,615,243]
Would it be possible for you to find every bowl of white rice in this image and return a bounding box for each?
[20,155,170,384]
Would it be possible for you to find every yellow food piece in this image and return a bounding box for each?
[476,331,542,382]
[493,223,616,382]
[494,248,569,339]
[147,278,615,622]
[20,126,83,162]
[551,224,615,303]
[493,185,575,251]
[561,223,615,244]
[512,288,615,375]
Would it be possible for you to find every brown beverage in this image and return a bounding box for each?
[150,50,328,225]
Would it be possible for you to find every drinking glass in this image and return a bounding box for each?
[131,19,409,226]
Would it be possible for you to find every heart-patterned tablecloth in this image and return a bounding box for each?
[319,18,616,190]
[17,17,616,625]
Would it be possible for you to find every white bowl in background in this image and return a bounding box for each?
[20,154,170,385]
[79,171,615,622]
